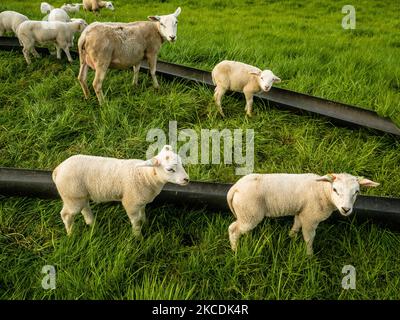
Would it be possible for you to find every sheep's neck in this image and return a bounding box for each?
[154,22,166,44]
[141,167,166,194]
[321,182,337,212]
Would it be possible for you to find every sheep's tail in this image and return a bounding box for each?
[211,69,216,86]
[52,166,58,183]
[78,28,87,64]
[227,186,237,218]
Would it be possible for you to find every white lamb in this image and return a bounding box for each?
[40,2,54,14]
[47,8,87,26]
[61,3,83,13]
[52,145,189,236]
[82,0,114,12]
[227,173,379,255]
[17,20,87,64]
[212,60,281,117]
[0,11,29,36]
[47,8,70,22]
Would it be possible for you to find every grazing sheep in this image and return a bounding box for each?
[61,3,83,13]
[47,8,87,26]
[212,60,281,117]
[47,8,70,22]
[77,7,181,104]
[0,11,29,36]
[227,173,379,255]
[52,145,189,236]
[40,2,54,14]
[17,20,87,64]
[82,0,114,12]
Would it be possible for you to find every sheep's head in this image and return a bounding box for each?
[148,7,181,42]
[138,145,189,186]
[105,2,114,11]
[40,2,54,14]
[249,69,281,92]
[316,173,379,216]
[71,18,88,31]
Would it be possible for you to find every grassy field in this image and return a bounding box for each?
[0,0,400,299]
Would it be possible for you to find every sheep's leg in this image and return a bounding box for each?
[243,90,254,117]
[228,219,261,252]
[127,209,143,238]
[62,46,73,63]
[31,48,40,58]
[60,207,75,235]
[138,207,147,226]
[22,47,32,65]
[60,200,85,235]
[56,46,62,60]
[78,61,90,99]
[81,203,94,226]
[123,199,144,238]
[132,63,140,86]
[93,64,109,105]
[213,86,226,117]
[146,53,159,89]
[300,218,319,256]
[289,215,302,238]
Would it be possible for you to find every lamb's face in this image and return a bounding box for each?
[157,146,189,186]
[317,174,379,216]
[105,2,114,10]
[148,7,181,42]
[139,145,189,186]
[257,70,281,92]
[71,18,88,31]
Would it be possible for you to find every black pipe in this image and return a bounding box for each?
[1,36,399,137]
[1,168,400,230]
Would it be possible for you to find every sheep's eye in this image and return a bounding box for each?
[167,168,175,173]
[333,188,339,194]
[160,23,165,27]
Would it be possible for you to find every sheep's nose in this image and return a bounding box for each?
[183,178,189,183]
[170,36,176,41]
[342,207,351,213]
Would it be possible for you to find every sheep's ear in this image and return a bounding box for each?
[273,76,281,83]
[174,7,181,17]
[137,158,160,167]
[249,71,261,76]
[148,16,161,22]
[358,177,379,188]
[316,174,336,183]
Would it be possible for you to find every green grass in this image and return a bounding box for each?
[0,0,400,299]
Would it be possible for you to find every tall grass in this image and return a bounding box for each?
[0,0,399,299]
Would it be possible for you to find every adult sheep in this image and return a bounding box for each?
[227,173,379,255]
[77,7,181,104]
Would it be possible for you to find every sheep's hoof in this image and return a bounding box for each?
[133,233,144,241]
[289,230,298,238]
